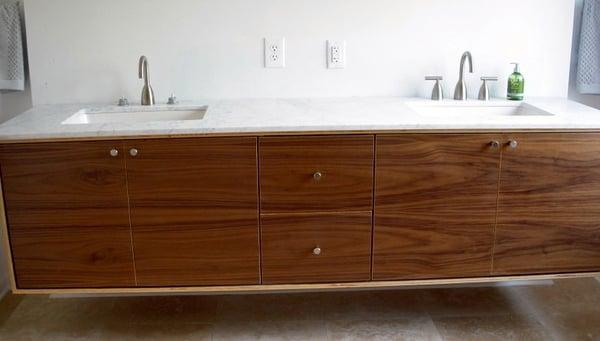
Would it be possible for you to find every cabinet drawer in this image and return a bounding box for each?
[259,136,374,213]
[261,212,372,284]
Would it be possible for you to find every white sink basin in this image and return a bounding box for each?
[62,106,208,125]
[407,101,554,118]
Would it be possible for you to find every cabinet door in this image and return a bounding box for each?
[0,142,135,289]
[260,135,374,213]
[374,135,501,280]
[494,134,600,275]
[261,212,372,284]
[125,138,259,287]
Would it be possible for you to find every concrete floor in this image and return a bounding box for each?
[0,278,599,340]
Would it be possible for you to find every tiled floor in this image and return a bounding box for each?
[0,278,599,340]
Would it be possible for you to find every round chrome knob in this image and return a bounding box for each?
[129,148,139,157]
[313,247,322,256]
[508,140,519,149]
[313,172,323,181]
[490,141,500,149]
[109,149,119,157]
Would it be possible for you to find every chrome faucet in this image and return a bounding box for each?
[425,76,444,101]
[454,51,473,101]
[478,76,498,101]
[138,56,155,106]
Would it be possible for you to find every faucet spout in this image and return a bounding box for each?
[139,56,149,83]
[454,51,473,101]
[138,56,155,106]
[459,51,473,80]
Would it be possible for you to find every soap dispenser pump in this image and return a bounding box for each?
[507,63,525,101]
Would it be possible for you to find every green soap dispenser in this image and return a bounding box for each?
[507,63,525,101]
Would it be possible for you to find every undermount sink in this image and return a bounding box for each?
[62,106,208,125]
[407,101,554,118]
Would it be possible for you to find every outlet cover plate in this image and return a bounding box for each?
[264,38,286,68]
[327,40,346,69]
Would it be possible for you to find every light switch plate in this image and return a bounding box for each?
[327,40,346,69]
[264,38,286,68]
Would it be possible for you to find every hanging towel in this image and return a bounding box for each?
[0,0,23,91]
[577,0,600,94]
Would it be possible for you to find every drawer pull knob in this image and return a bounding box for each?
[508,140,519,149]
[129,148,139,157]
[313,247,322,256]
[313,172,323,181]
[109,149,119,157]
[490,141,500,149]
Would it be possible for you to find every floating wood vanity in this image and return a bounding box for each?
[1,128,600,294]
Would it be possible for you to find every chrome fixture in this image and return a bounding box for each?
[118,96,130,107]
[490,141,500,149]
[425,76,444,101]
[129,148,139,157]
[138,56,155,106]
[167,93,178,105]
[478,77,498,101]
[110,148,119,157]
[454,51,474,101]
[313,171,323,181]
[508,140,519,149]
[313,247,322,256]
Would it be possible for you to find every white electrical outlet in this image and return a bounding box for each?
[264,38,286,68]
[327,40,346,69]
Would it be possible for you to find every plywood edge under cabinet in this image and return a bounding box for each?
[8,272,600,295]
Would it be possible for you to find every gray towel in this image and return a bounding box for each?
[0,0,23,91]
[577,0,600,94]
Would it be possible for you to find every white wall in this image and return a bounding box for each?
[1,85,32,122]
[569,0,600,109]
[23,0,575,105]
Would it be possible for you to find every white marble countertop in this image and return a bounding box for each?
[0,97,599,142]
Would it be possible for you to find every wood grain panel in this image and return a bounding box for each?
[0,142,135,289]
[261,212,372,284]
[125,137,260,287]
[259,135,374,213]
[374,134,501,280]
[494,133,600,275]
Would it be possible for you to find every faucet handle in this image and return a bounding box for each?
[425,76,444,101]
[118,96,130,107]
[478,76,498,101]
[167,93,178,105]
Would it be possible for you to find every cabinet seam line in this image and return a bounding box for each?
[260,210,372,217]
[370,135,377,281]
[490,140,503,275]
[256,137,264,285]
[123,142,138,287]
